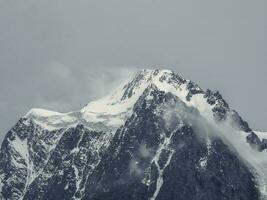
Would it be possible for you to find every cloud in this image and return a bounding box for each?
[129,159,143,177]
[160,98,267,198]
[139,143,152,159]
[48,62,73,80]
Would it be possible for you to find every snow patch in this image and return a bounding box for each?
[199,137,212,169]
[254,131,267,141]
[25,108,63,118]
[9,136,29,162]
[148,126,180,200]
[23,69,215,134]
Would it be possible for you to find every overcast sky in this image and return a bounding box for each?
[0,0,266,141]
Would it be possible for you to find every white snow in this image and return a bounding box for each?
[82,69,214,130]
[9,69,267,199]
[203,119,267,199]
[24,109,77,131]
[22,69,215,133]
[80,71,152,127]
[73,165,80,194]
[199,137,212,169]
[25,108,63,118]
[64,182,69,190]
[9,136,29,162]
[254,131,267,140]
[150,149,174,200]
[0,174,4,194]
[148,125,180,200]
[7,135,37,199]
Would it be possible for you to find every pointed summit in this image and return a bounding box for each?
[2,68,267,200]
[23,69,223,131]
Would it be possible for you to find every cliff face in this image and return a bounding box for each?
[0,69,265,200]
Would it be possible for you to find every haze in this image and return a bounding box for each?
[0,0,267,142]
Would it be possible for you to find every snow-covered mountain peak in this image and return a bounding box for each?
[3,68,267,200]
[80,69,193,126]
[25,108,64,118]
[22,69,218,132]
[23,69,228,133]
[82,69,189,113]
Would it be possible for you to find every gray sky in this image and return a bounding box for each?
[0,0,267,141]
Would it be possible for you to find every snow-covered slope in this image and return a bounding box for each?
[1,69,266,200]
[25,69,224,131]
[254,131,267,140]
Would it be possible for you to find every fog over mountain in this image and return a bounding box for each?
[1,69,267,200]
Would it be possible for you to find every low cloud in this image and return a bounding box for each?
[129,159,143,177]
[138,143,152,159]
[161,98,267,198]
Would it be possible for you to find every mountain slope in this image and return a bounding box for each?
[0,69,266,200]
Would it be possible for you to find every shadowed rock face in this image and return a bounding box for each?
[81,89,259,200]
[0,69,264,200]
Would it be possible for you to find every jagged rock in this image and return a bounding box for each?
[0,69,265,200]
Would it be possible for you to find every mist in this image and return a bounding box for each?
[161,97,267,199]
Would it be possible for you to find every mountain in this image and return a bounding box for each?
[0,69,267,200]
